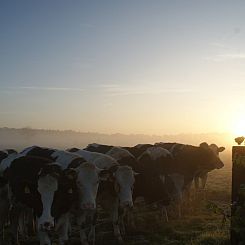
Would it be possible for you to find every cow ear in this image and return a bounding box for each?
[218,147,225,152]
[133,171,140,176]
[200,142,209,148]
[64,168,77,180]
[99,169,110,181]
[24,186,31,194]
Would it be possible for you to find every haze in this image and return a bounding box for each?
[1,1,245,135]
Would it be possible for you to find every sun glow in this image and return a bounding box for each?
[231,113,245,137]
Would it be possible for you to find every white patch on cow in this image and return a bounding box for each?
[114,166,135,207]
[0,153,20,175]
[37,175,58,230]
[106,147,135,160]
[51,150,81,170]
[75,162,102,209]
[143,147,171,160]
[73,149,118,169]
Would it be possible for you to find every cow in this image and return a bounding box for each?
[67,148,136,243]
[83,144,174,204]
[20,146,107,245]
[194,143,225,191]
[84,145,173,220]
[83,143,114,154]
[153,141,225,204]
[155,142,225,191]
[0,154,75,245]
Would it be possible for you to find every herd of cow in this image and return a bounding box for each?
[0,142,225,245]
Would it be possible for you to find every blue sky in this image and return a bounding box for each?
[1,0,245,134]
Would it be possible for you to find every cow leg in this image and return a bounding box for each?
[177,202,181,218]
[88,211,97,245]
[118,207,127,236]
[55,213,70,245]
[200,173,208,190]
[0,200,9,243]
[9,204,22,245]
[77,212,89,245]
[194,176,200,190]
[184,182,192,202]
[0,185,10,243]
[161,206,169,222]
[126,210,136,231]
[110,204,123,244]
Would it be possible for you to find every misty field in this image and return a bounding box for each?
[13,154,231,245]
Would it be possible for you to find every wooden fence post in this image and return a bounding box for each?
[232,146,245,244]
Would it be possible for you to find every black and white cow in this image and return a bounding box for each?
[0,153,76,245]
[67,148,137,243]
[21,146,107,245]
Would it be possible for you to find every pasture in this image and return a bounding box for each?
[11,153,231,245]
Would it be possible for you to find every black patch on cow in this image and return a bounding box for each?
[51,172,78,219]
[21,146,55,160]
[5,149,18,154]
[0,151,8,163]
[84,144,113,153]
[67,148,79,153]
[6,156,67,218]
[68,157,86,168]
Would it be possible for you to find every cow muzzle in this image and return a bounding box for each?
[40,222,54,232]
[216,161,224,169]
[81,203,96,210]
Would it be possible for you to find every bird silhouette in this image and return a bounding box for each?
[235,136,245,145]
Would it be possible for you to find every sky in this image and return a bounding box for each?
[0,0,245,135]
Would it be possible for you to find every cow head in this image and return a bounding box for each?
[36,163,62,232]
[108,165,137,208]
[75,162,107,210]
[199,142,225,170]
[208,143,225,156]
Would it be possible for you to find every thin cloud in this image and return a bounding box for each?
[204,53,245,62]
[209,42,226,48]
[100,85,194,96]
[7,86,85,92]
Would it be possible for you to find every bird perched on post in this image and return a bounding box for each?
[235,136,245,145]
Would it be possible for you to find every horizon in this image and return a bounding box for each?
[1,1,245,135]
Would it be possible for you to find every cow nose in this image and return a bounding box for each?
[42,222,54,231]
[81,203,95,210]
[217,161,224,169]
